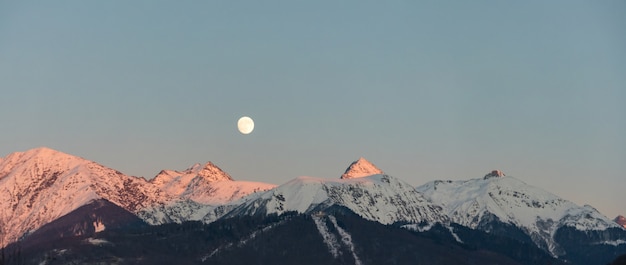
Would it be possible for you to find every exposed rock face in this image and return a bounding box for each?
[615,215,626,228]
[484,170,505,179]
[340,157,384,179]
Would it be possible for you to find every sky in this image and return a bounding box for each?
[1,1,624,218]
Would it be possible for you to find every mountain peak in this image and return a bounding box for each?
[484,169,505,179]
[185,163,204,173]
[152,161,233,185]
[15,147,76,160]
[340,157,383,179]
[615,215,626,228]
[0,147,169,247]
[0,147,87,175]
[193,161,233,182]
[26,146,57,154]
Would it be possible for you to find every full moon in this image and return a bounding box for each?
[237,116,254,134]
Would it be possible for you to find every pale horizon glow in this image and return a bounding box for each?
[0,1,624,218]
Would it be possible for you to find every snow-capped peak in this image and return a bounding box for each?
[0,147,275,245]
[0,147,88,181]
[148,161,274,208]
[225,157,447,225]
[0,147,168,246]
[2,146,80,166]
[416,174,623,256]
[17,146,66,157]
[151,161,232,190]
[193,162,233,182]
[340,157,383,179]
[225,173,447,225]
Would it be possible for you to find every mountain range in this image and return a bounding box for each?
[1,147,624,265]
[416,172,626,263]
[0,147,274,246]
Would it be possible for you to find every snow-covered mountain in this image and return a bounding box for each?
[224,158,447,225]
[0,147,169,246]
[151,162,275,205]
[416,171,625,256]
[137,162,275,224]
[3,147,624,265]
[0,147,275,246]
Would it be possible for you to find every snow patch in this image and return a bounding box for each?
[329,215,363,265]
[402,223,434,232]
[93,220,105,233]
[85,238,111,246]
[237,220,285,247]
[597,240,626,246]
[447,226,463,243]
[312,214,342,258]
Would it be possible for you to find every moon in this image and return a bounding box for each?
[237,116,254,134]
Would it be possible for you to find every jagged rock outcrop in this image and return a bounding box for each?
[484,170,505,179]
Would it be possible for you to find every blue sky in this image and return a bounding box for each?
[1,1,624,218]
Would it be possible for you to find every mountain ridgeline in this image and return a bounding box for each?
[0,147,624,265]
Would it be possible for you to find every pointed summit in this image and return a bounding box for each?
[340,157,384,179]
[190,161,233,182]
